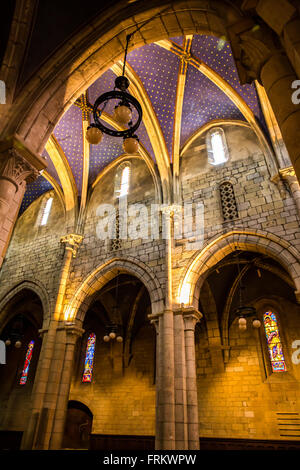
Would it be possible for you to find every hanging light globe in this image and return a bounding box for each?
[252,318,261,329]
[116,336,123,343]
[123,136,139,154]
[114,103,132,126]
[15,340,22,348]
[109,331,116,340]
[103,335,110,342]
[238,317,247,330]
[86,125,103,145]
[83,33,143,151]
[5,339,11,346]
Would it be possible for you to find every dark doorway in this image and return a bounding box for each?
[62,401,93,449]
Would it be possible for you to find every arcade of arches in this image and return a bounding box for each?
[1,0,300,451]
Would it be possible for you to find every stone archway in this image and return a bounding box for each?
[0,280,50,332]
[0,285,44,445]
[177,230,300,309]
[2,1,231,149]
[65,257,165,323]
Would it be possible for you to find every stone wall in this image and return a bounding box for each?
[196,297,300,440]
[0,123,300,440]
[172,124,300,293]
[0,190,66,325]
[70,322,156,436]
[65,156,166,310]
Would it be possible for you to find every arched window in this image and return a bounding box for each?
[40,196,53,226]
[119,166,130,197]
[206,127,229,166]
[82,333,96,383]
[219,182,238,221]
[19,340,34,385]
[115,162,131,198]
[263,311,287,373]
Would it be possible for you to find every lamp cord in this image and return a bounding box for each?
[236,249,243,308]
[116,270,119,306]
[122,34,133,77]
[121,5,173,77]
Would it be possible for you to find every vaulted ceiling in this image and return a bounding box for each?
[20,34,268,215]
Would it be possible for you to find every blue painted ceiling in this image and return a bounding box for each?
[20,34,267,215]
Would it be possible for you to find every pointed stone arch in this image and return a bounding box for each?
[177,230,300,309]
[64,257,164,323]
[6,1,230,152]
[0,280,50,332]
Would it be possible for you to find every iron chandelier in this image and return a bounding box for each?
[86,33,142,155]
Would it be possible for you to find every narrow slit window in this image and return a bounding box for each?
[40,197,53,226]
[263,311,287,373]
[206,127,229,166]
[82,333,96,383]
[119,166,130,198]
[20,340,34,385]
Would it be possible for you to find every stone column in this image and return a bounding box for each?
[282,15,300,80]
[280,167,300,216]
[243,0,300,79]
[149,315,161,449]
[155,205,176,450]
[21,233,83,450]
[228,21,300,183]
[49,324,84,449]
[173,310,188,450]
[0,136,46,266]
[156,308,175,450]
[182,308,202,450]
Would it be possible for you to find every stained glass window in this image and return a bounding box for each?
[20,340,34,385]
[82,333,96,383]
[263,311,287,372]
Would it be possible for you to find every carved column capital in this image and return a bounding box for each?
[63,322,85,344]
[0,150,39,187]
[148,312,163,333]
[227,18,280,84]
[60,233,83,258]
[174,306,202,331]
[279,166,297,183]
[161,204,182,217]
[271,173,287,198]
[0,135,46,187]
